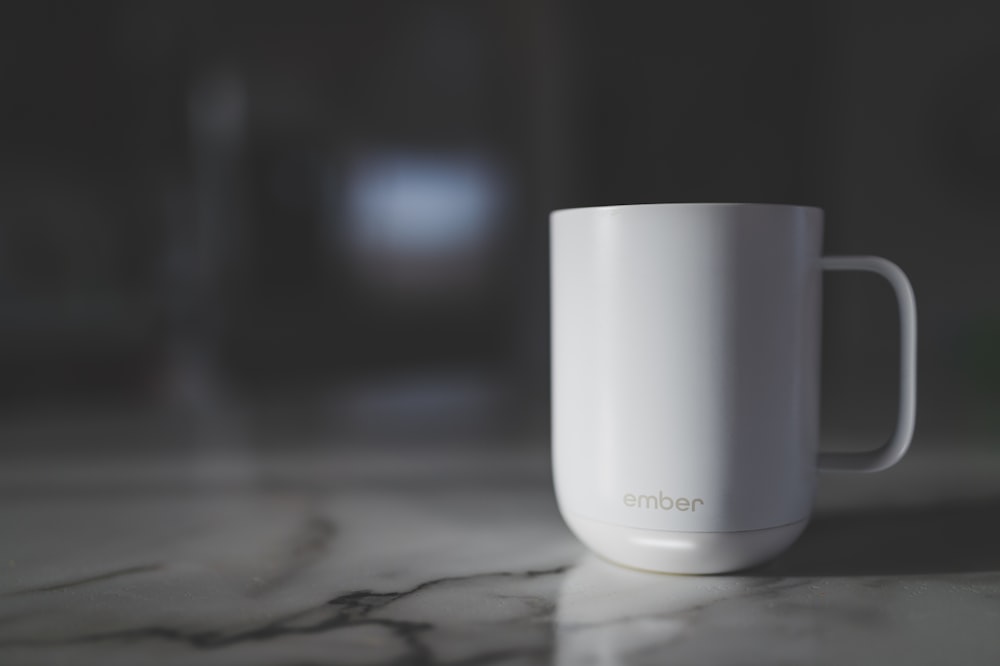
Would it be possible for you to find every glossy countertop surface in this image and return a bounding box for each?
[2,432,999,665]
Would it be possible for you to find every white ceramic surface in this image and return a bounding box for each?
[551,203,917,573]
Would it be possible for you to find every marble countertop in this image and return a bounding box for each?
[2,438,1000,665]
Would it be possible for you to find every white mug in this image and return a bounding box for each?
[551,203,917,574]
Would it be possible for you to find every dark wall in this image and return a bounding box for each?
[0,1,997,448]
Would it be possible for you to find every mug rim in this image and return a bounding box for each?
[551,202,823,216]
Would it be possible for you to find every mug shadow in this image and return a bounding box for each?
[758,498,1000,576]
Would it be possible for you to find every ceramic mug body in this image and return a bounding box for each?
[551,203,916,573]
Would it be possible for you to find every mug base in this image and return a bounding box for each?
[563,512,808,574]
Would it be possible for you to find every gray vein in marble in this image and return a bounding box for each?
[2,563,164,597]
[248,513,335,597]
[324,564,570,619]
[0,564,569,657]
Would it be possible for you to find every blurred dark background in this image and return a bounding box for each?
[1,0,998,458]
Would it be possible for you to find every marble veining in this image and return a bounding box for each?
[1,445,999,665]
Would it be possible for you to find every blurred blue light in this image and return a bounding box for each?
[346,153,502,256]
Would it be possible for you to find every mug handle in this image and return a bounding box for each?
[817,256,918,472]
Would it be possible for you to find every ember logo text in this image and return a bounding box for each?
[623,492,704,512]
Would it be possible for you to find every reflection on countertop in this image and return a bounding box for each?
[1,436,1000,665]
